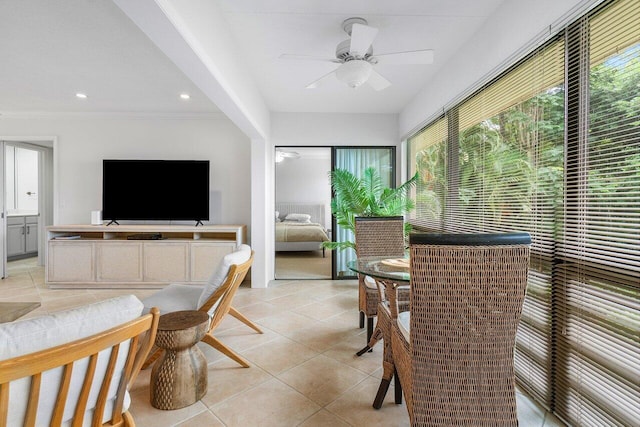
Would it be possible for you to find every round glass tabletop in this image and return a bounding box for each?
[347,257,410,283]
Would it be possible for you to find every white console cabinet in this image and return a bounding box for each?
[46,224,246,288]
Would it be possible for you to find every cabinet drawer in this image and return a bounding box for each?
[7,217,24,226]
[26,215,39,224]
[48,242,95,282]
[143,242,189,282]
[96,242,143,282]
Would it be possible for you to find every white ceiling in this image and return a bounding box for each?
[0,0,504,116]
[0,0,217,114]
[215,0,504,114]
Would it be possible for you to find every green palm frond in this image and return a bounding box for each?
[322,240,356,251]
[361,167,384,200]
[327,167,419,252]
[330,169,369,214]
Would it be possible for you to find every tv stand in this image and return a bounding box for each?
[46,224,246,289]
[106,220,120,226]
[195,220,203,227]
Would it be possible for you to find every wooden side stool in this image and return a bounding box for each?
[151,310,209,410]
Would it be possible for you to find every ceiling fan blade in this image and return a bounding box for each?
[305,69,338,89]
[279,54,341,63]
[349,23,378,57]
[374,49,434,65]
[366,69,391,91]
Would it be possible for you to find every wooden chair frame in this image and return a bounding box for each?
[145,252,258,369]
[0,307,160,427]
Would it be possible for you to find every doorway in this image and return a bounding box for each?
[273,146,397,280]
[0,139,54,279]
[274,147,332,279]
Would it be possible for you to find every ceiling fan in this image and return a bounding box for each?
[280,17,434,91]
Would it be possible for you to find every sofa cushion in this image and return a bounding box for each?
[197,244,252,310]
[0,295,143,426]
[0,295,143,360]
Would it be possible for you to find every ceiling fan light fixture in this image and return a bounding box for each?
[335,60,372,88]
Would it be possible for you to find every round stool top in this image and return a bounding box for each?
[158,310,209,332]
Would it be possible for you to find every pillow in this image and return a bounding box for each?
[275,211,281,222]
[197,244,252,309]
[284,213,311,222]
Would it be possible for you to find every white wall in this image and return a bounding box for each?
[0,113,251,227]
[400,0,595,137]
[272,112,398,147]
[275,152,332,229]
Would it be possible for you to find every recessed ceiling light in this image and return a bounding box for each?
[180,93,190,100]
[75,93,87,99]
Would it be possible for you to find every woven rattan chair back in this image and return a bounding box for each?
[354,216,405,259]
[400,232,531,426]
[354,216,406,341]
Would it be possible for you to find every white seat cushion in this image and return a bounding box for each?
[397,311,411,343]
[197,244,251,309]
[0,295,143,426]
[142,283,204,315]
[0,295,142,360]
[364,275,377,289]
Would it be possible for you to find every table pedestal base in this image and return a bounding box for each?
[151,345,207,410]
[150,310,209,410]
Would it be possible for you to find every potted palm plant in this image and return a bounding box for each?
[322,167,418,252]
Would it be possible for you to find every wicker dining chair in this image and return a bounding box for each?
[392,232,531,426]
[354,216,406,344]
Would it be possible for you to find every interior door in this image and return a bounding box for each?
[332,147,395,279]
[2,141,47,276]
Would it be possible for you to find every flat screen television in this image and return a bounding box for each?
[102,159,210,224]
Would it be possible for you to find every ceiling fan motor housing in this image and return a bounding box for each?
[336,39,373,61]
[342,17,368,35]
[337,17,374,61]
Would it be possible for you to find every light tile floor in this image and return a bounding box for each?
[2,257,565,427]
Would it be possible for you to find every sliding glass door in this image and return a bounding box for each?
[332,147,395,278]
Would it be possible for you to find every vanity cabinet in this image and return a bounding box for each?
[7,215,38,259]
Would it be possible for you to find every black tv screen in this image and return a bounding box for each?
[102,160,210,222]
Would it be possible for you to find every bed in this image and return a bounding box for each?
[275,203,331,256]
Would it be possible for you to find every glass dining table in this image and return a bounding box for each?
[347,257,410,284]
[348,256,410,409]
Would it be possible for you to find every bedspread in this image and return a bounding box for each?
[275,222,330,242]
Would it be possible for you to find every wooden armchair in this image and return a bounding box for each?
[392,232,531,426]
[0,295,159,427]
[142,245,260,368]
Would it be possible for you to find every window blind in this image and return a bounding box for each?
[407,118,447,230]
[406,1,639,423]
[555,0,640,425]
[452,40,565,408]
